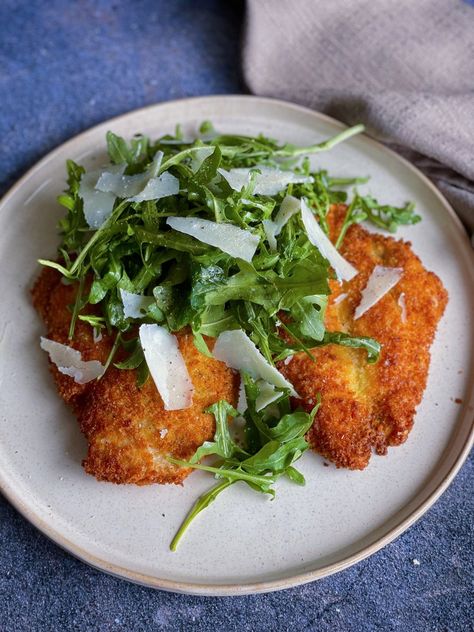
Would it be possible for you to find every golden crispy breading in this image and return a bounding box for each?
[78,333,239,485]
[279,205,448,470]
[32,268,239,484]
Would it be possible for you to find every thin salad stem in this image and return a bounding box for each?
[275,124,365,158]
[169,479,234,552]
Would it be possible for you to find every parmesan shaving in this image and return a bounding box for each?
[79,164,125,229]
[120,289,155,319]
[218,166,313,196]
[40,337,104,384]
[189,146,215,173]
[128,172,179,202]
[166,216,260,262]
[262,221,278,252]
[92,328,103,344]
[139,324,193,410]
[96,151,178,202]
[333,292,348,305]
[300,198,358,281]
[354,266,403,320]
[213,330,297,396]
[398,292,407,323]
[263,195,301,251]
[237,378,248,414]
[96,159,156,198]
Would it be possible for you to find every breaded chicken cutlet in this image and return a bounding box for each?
[33,205,447,479]
[32,267,239,484]
[279,205,448,469]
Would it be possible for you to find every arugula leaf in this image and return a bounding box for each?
[114,338,145,370]
[106,131,131,165]
[360,196,421,233]
[335,192,421,248]
[190,401,246,462]
[289,297,327,342]
[285,466,306,485]
[194,305,239,337]
[194,145,222,185]
[168,379,319,549]
[192,331,212,358]
[321,331,381,363]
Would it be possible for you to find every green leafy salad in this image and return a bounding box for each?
[39,121,420,549]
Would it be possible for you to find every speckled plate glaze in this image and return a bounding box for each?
[0,96,473,596]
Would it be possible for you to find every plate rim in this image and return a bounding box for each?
[1,94,473,596]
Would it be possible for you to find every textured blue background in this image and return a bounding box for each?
[0,1,473,630]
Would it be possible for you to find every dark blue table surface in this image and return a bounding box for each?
[1,2,473,630]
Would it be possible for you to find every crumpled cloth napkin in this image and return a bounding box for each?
[243,0,474,235]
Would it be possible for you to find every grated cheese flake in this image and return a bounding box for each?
[354,266,403,320]
[120,289,155,319]
[139,324,193,410]
[218,166,313,196]
[166,216,260,262]
[398,292,407,323]
[213,330,297,396]
[79,164,125,229]
[300,198,358,281]
[237,377,248,414]
[333,292,348,305]
[96,151,178,202]
[263,195,301,251]
[40,337,104,384]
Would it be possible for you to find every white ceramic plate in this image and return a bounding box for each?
[0,96,473,596]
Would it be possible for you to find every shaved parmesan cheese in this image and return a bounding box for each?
[398,292,407,323]
[96,151,177,202]
[120,289,155,319]
[218,166,313,196]
[237,378,248,414]
[189,146,215,173]
[274,195,301,230]
[79,164,125,229]
[159,428,169,439]
[96,169,145,199]
[300,198,358,281]
[255,380,281,412]
[263,195,301,250]
[354,266,403,320]
[40,337,104,384]
[166,216,260,262]
[128,172,179,202]
[262,222,278,252]
[93,328,103,344]
[333,292,348,305]
[139,324,193,410]
[213,330,297,396]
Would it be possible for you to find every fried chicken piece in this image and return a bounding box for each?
[32,268,239,484]
[279,205,448,470]
[78,333,239,484]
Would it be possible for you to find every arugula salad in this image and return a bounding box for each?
[39,121,420,549]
